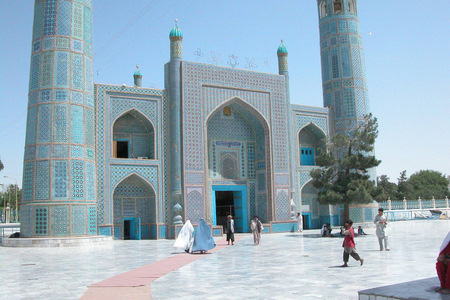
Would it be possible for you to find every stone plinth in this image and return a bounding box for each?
[358,277,450,300]
[1,236,112,247]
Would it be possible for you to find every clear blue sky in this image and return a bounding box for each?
[0,0,449,187]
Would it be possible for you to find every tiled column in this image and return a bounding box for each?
[21,0,97,237]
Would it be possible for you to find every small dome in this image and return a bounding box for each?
[169,19,183,39]
[277,40,288,55]
[133,65,142,76]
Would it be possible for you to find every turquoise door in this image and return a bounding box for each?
[124,217,141,240]
[233,191,244,232]
[212,185,248,233]
[300,147,315,166]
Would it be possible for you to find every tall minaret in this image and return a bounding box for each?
[317,0,370,136]
[21,0,97,237]
[277,41,297,213]
[167,20,184,224]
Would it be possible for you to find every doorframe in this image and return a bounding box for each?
[302,212,312,229]
[212,185,248,232]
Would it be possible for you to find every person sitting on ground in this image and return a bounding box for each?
[321,223,332,237]
[436,231,450,294]
[357,226,367,236]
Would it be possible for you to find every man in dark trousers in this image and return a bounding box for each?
[225,215,235,245]
[341,220,364,267]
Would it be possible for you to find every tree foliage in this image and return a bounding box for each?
[0,157,3,172]
[407,170,449,199]
[310,114,381,217]
[0,184,22,211]
[374,175,398,201]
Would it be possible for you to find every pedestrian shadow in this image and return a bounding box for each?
[329,265,355,268]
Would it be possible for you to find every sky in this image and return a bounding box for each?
[0,0,449,187]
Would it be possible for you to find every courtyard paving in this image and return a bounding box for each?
[0,220,448,299]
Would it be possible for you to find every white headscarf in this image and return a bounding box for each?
[440,231,450,253]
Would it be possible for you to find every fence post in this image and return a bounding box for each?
[387,197,392,211]
[432,196,436,209]
[418,197,422,209]
[446,196,449,208]
[403,197,407,210]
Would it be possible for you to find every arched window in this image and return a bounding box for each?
[333,0,343,14]
[319,1,327,19]
[112,110,155,159]
[348,0,356,14]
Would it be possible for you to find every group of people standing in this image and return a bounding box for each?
[224,215,264,246]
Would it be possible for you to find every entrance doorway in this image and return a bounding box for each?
[212,185,248,233]
[123,217,141,240]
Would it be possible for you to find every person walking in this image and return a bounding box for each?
[225,215,235,245]
[374,208,390,251]
[296,213,303,232]
[341,220,364,267]
[250,216,263,245]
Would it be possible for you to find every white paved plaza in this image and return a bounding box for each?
[0,220,449,299]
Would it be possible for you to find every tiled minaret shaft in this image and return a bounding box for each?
[317,0,371,135]
[21,0,97,237]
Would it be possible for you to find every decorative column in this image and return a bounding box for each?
[168,20,184,225]
[21,0,97,237]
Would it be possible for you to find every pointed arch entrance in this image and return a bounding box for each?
[113,174,156,239]
[298,123,326,166]
[301,180,320,229]
[205,98,272,232]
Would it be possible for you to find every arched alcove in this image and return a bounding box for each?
[298,123,326,166]
[113,174,156,239]
[112,110,155,159]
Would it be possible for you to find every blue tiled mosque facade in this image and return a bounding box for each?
[21,0,372,239]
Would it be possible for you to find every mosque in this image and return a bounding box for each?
[20,0,373,240]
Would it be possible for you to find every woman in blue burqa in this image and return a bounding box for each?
[191,218,216,253]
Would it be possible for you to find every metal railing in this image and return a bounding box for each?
[0,223,20,242]
[378,197,449,211]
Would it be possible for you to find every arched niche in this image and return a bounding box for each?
[298,123,326,166]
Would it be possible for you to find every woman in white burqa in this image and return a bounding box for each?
[173,220,194,253]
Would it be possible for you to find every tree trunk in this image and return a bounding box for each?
[343,204,350,224]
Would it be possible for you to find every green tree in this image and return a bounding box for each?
[0,157,4,172]
[310,114,381,222]
[374,175,398,201]
[396,170,412,200]
[407,170,449,199]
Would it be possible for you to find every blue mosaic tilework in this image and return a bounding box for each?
[341,47,351,77]
[54,51,70,87]
[84,42,93,57]
[24,146,36,161]
[110,97,158,128]
[113,198,122,224]
[85,161,96,200]
[19,205,32,237]
[276,189,290,220]
[99,226,112,236]
[40,52,54,89]
[114,226,122,239]
[39,89,52,103]
[51,206,70,236]
[85,93,94,107]
[84,108,95,146]
[22,162,35,202]
[36,145,51,159]
[52,160,68,199]
[85,57,93,92]
[72,2,84,40]
[275,174,289,186]
[56,0,71,36]
[52,144,69,158]
[86,147,94,159]
[88,206,97,235]
[35,206,49,236]
[71,53,84,90]
[299,171,312,190]
[71,91,83,104]
[185,188,203,223]
[55,89,69,102]
[207,109,255,140]
[182,62,288,174]
[71,205,87,235]
[53,104,69,142]
[70,105,84,144]
[56,37,70,49]
[72,39,83,52]
[110,166,158,194]
[32,2,44,40]
[35,160,50,200]
[186,172,204,185]
[343,88,355,118]
[83,6,93,43]
[295,115,328,135]
[29,91,39,106]
[71,145,83,158]
[29,54,40,91]
[43,0,57,36]
[249,181,256,218]
[71,160,85,200]
[43,37,54,50]
[257,193,267,223]
[257,173,266,191]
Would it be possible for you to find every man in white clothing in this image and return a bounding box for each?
[374,208,390,251]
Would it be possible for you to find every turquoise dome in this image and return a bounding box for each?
[169,24,183,39]
[134,70,142,76]
[277,42,288,54]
